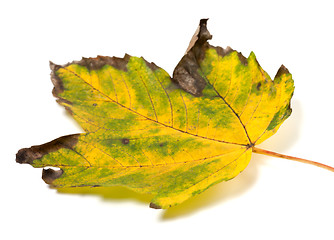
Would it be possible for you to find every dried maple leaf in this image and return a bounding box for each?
[16,19,334,209]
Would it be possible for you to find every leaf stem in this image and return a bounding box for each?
[252,147,334,172]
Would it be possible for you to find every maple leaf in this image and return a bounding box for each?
[16,19,332,209]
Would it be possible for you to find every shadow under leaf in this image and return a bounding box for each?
[57,186,153,205]
[161,154,263,220]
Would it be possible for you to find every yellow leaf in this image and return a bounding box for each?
[16,19,294,209]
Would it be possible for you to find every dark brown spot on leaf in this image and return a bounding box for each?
[257,82,261,90]
[122,138,130,145]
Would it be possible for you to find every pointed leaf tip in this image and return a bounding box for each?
[172,19,214,96]
[197,18,212,43]
[49,61,63,71]
[16,148,41,165]
[149,202,162,209]
[16,134,79,165]
[237,52,248,66]
[275,64,290,79]
[49,61,55,69]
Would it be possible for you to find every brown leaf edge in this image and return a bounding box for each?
[172,19,252,97]
[16,56,170,187]
[16,134,79,184]
[172,19,211,96]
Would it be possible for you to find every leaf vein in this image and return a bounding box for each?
[150,68,174,127]
[198,63,252,144]
[61,67,246,146]
[135,68,158,121]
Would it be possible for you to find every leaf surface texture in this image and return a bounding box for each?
[17,20,294,208]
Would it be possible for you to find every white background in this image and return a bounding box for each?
[1,0,334,239]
